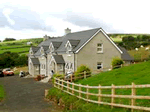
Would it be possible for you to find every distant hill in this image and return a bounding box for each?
[0,38,43,55]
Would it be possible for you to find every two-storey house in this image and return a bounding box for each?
[28,28,134,76]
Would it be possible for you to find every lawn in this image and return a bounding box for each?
[49,61,150,112]
[0,45,30,50]
[0,47,30,54]
[0,85,5,102]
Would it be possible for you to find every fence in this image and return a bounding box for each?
[54,78,150,112]
[64,71,91,82]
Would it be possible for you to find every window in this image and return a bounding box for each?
[97,62,103,69]
[41,49,44,54]
[59,65,63,70]
[65,63,69,69]
[97,43,103,53]
[30,51,33,55]
[70,63,73,70]
[35,66,39,70]
[44,64,45,69]
[49,45,54,53]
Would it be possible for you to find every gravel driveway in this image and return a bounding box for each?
[0,75,62,112]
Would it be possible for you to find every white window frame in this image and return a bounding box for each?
[97,62,103,69]
[69,63,73,70]
[65,63,69,69]
[35,65,39,70]
[59,64,63,70]
[49,43,54,53]
[65,41,72,52]
[97,43,103,53]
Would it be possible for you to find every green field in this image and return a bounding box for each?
[0,38,43,55]
[49,61,150,112]
[0,85,5,102]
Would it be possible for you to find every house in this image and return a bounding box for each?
[28,28,134,76]
[27,41,32,45]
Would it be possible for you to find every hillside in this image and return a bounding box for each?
[78,61,150,86]
[0,38,43,55]
[75,61,150,109]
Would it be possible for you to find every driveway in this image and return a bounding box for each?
[0,75,62,112]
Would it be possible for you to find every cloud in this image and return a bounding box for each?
[3,8,15,25]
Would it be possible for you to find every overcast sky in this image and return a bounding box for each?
[0,0,150,41]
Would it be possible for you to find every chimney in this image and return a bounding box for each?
[65,28,71,35]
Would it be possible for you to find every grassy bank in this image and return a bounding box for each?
[47,61,150,112]
[0,85,5,102]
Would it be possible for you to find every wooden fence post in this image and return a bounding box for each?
[61,80,63,90]
[58,78,60,89]
[111,84,115,108]
[67,81,69,92]
[84,71,86,79]
[98,84,101,105]
[71,74,73,82]
[131,82,136,112]
[54,78,56,87]
[79,84,81,98]
[86,85,89,102]
[72,83,74,94]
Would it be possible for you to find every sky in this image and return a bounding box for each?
[0,0,150,41]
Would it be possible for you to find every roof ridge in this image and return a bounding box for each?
[67,27,101,35]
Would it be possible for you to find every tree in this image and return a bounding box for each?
[3,38,16,42]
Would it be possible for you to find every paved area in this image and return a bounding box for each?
[0,75,62,112]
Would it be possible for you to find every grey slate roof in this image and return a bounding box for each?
[31,46,40,53]
[69,39,80,48]
[53,55,65,64]
[52,41,62,50]
[118,46,134,61]
[42,46,49,51]
[31,58,40,65]
[38,28,100,53]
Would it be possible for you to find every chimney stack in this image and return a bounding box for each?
[65,28,71,35]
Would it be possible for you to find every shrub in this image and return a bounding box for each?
[122,36,135,42]
[35,75,42,81]
[75,65,91,77]
[53,74,65,79]
[111,57,123,69]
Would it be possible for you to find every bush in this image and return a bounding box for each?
[35,75,42,81]
[53,74,65,79]
[111,57,123,69]
[122,36,135,42]
[52,74,65,83]
[75,65,91,77]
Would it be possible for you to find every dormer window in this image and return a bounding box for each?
[65,41,72,52]
[29,48,33,55]
[66,44,72,51]
[49,43,54,53]
[40,47,44,55]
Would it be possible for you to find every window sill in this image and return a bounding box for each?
[97,52,103,54]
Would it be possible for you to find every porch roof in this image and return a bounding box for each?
[53,55,65,64]
[31,58,40,65]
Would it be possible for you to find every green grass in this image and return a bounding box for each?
[111,37,122,42]
[50,61,150,112]
[128,46,150,61]
[75,61,150,108]
[0,38,43,55]
[0,85,5,102]
[0,45,30,49]
[0,47,30,54]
